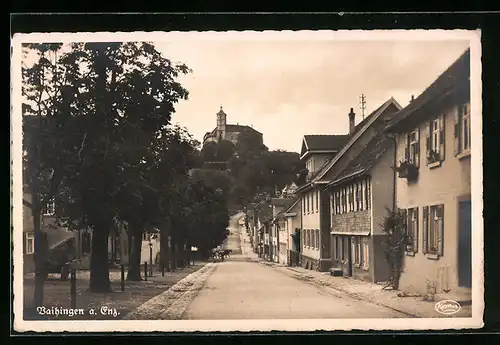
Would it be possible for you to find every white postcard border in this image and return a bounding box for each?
[11,29,484,332]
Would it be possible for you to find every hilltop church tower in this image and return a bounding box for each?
[216,106,227,140]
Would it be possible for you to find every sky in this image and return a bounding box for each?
[155,38,470,153]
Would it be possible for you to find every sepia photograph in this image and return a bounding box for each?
[11,29,483,332]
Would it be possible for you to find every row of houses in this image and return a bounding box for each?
[246,48,472,298]
[22,193,160,274]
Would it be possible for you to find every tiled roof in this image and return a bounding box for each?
[386,48,470,132]
[309,100,396,181]
[296,97,401,192]
[279,197,300,215]
[326,129,392,188]
[226,124,262,134]
[351,102,386,137]
[303,134,349,152]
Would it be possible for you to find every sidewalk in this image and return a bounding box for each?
[237,220,259,261]
[254,259,472,318]
[23,262,207,320]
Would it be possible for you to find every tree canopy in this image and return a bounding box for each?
[22,42,230,295]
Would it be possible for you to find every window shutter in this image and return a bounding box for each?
[426,121,431,165]
[23,233,27,254]
[414,207,419,253]
[439,114,446,161]
[401,208,408,236]
[454,106,462,155]
[422,206,429,254]
[415,128,420,168]
[404,133,409,161]
[437,204,444,257]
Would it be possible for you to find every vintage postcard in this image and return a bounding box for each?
[11,29,483,333]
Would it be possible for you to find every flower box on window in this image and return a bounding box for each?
[394,160,419,181]
[427,149,441,164]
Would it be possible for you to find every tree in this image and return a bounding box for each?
[201,141,217,162]
[22,43,69,308]
[23,42,192,292]
[227,155,245,178]
[234,130,264,162]
[381,207,408,290]
[188,168,232,197]
[216,140,235,161]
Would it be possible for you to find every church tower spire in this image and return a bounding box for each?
[216,105,227,141]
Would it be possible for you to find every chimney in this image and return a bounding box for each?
[348,107,356,134]
[410,95,414,102]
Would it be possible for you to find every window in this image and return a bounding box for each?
[302,198,305,215]
[349,185,353,211]
[315,229,320,249]
[335,191,341,214]
[455,103,471,155]
[423,204,444,257]
[359,181,366,210]
[404,129,420,168]
[355,183,360,211]
[362,240,369,269]
[24,232,35,255]
[43,199,55,216]
[315,190,319,211]
[334,236,340,259]
[432,119,440,152]
[341,237,346,260]
[306,193,310,213]
[405,207,419,254]
[311,230,315,249]
[426,114,445,165]
[364,179,370,209]
[352,237,361,266]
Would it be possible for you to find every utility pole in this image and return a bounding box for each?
[359,94,367,120]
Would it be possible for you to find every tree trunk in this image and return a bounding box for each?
[171,240,177,271]
[178,241,186,269]
[89,222,112,292]
[186,241,191,267]
[127,230,142,281]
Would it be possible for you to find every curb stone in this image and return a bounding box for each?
[257,260,418,318]
[123,263,217,320]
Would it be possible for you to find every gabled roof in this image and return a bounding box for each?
[281,197,300,214]
[296,97,402,193]
[300,134,349,159]
[326,129,393,188]
[385,48,470,133]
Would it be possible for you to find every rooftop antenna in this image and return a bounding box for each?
[358,94,367,120]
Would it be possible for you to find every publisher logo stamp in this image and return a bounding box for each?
[435,300,462,315]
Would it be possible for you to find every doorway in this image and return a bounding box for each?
[458,200,472,288]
